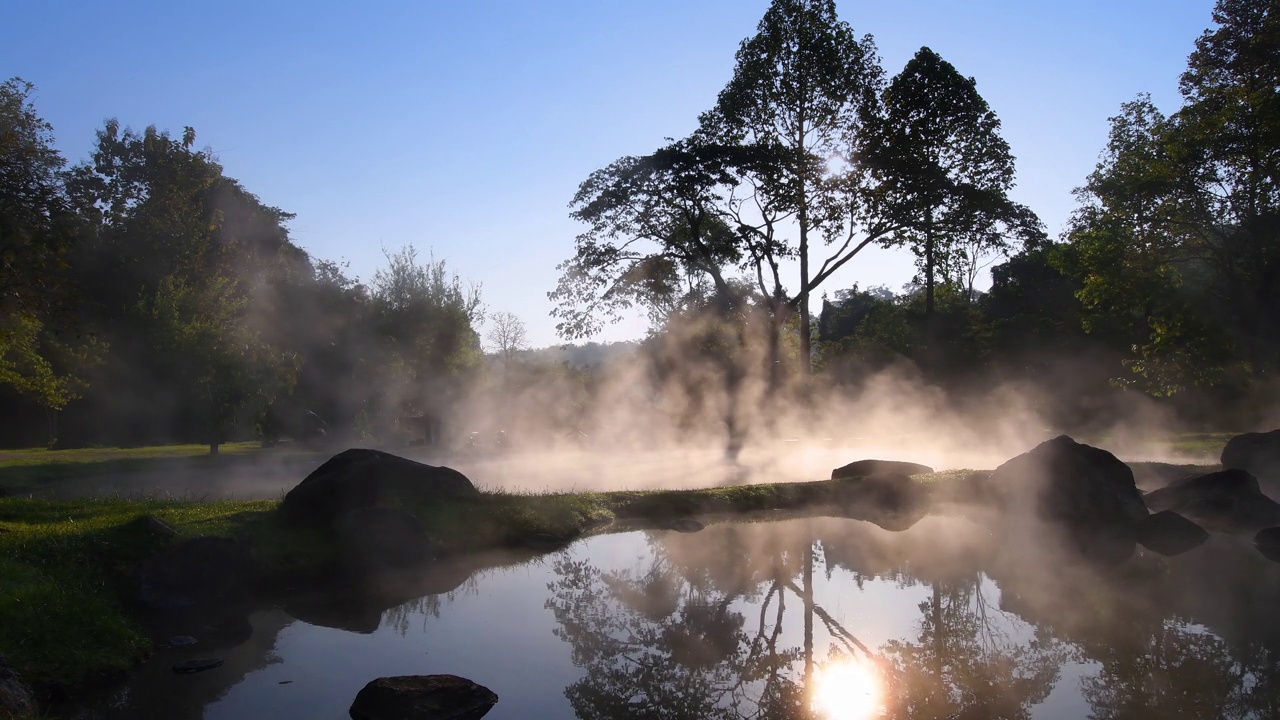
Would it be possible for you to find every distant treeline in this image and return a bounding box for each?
[3,0,1277,450]
[0,83,493,450]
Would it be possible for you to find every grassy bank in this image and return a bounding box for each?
[0,443,284,493]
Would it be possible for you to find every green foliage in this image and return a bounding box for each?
[1060,0,1280,397]
[371,245,483,415]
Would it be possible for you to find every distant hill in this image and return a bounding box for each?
[520,340,640,368]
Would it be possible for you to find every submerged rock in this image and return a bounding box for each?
[0,654,35,718]
[1222,430,1280,491]
[984,435,1148,564]
[665,518,705,533]
[1143,469,1280,533]
[349,675,498,720]
[172,657,224,674]
[1255,527,1280,563]
[281,449,478,527]
[1136,510,1209,556]
[831,459,934,480]
[136,536,250,610]
[166,635,198,648]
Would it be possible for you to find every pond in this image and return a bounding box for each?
[91,515,1280,719]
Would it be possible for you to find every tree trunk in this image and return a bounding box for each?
[925,207,936,318]
[803,536,814,688]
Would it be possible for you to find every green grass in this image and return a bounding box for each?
[0,497,279,689]
[0,442,325,492]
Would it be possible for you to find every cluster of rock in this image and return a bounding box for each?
[835,430,1280,566]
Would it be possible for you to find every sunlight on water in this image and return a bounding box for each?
[810,657,886,720]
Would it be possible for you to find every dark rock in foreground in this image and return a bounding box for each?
[1143,469,1280,533]
[1255,527,1280,563]
[984,435,1148,564]
[1222,430,1280,489]
[349,675,498,720]
[0,654,35,718]
[1136,510,1209,556]
[335,507,436,572]
[281,449,479,527]
[136,536,250,610]
[831,459,934,480]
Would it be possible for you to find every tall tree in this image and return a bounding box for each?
[702,0,883,372]
[867,47,1040,320]
[0,78,88,414]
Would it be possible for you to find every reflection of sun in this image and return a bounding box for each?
[810,657,886,720]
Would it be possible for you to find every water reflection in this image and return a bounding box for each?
[544,518,1280,720]
[89,516,1280,720]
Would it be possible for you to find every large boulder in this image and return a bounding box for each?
[1136,510,1209,556]
[136,536,251,610]
[1143,469,1280,533]
[984,436,1148,564]
[281,449,479,527]
[349,675,498,720]
[831,459,934,480]
[1222,430,1280,491]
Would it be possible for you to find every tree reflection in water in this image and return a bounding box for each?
[545,519,1280,720]
[546,520,1069,720]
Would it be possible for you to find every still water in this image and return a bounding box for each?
[99,515,1280,719]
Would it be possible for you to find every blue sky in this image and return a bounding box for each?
[3,0,1215,347]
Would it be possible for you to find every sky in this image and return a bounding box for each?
[3,0,1217,348]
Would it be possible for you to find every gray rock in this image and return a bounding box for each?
[1136,511,1209,556]
[172,657,224,674]
[281,449,478,527]
[1144,469,1280,533]
[665,518,705,533]
[349,675,498,720]
[1222,430,1280,491]
[831,459,934,480]
[136,536,250,610]
[985,436,1148,564]
[0,654,35,718]
[166,635,198,648]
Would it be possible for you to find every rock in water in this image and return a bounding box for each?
[173,657,224,674]
[831,459,934,480]
[349,675,498,720]
[1143,469,1280,533]
[1255,527,1280,563]
[281,449,478,527]
[985,435,1148,564]
[166,635,198,648]
[1136,511,1209,556]
[665,518,705,533]
[0,654,35,718]
[1222,430,1280,491]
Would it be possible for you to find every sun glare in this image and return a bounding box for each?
[810,657,886,720]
